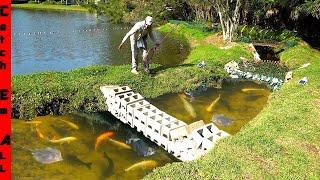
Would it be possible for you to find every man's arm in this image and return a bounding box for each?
[118,23,139,49]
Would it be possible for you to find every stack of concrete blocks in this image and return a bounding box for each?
[100,85,230,162]
[132,104,159,134]
[100,86,132,116]
[126,100,150,127]
[168,123,230,161]
[118,93,144,123]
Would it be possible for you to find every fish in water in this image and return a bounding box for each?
[32,147,63,164]
[241,88,265,93]
[126,138,156,157]
[48,137,77,144]
[178,93,197,118]
[35,124,45,139]
[108,138,131,150]
[56,118,79,130]
[95,131,114,151]
[24,120,42,125]
[64,154,92,170]
[102,152,114,178]
[206,94,221,112]
[125,160,157,172]
[211,114,233,126]
[245,94,263,101]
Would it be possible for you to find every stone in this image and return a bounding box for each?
[211,114,233,126]
[285,71,293,83]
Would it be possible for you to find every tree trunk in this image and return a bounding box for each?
[214,0,241,42]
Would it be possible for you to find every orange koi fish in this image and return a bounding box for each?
[35,125,45,139]
[95,131,114,151]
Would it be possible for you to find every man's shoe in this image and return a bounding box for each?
[131,69,139,74]
[144,68,150,74]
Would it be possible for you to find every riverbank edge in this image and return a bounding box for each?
[144,29,320,179]
[12,4,88,12]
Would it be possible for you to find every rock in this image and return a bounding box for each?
[197,61,206,68]
[245,72,253,79]
[266,77,271,82]
[126,138,156,157]
[270,78,279,86]
[224,61,239,73]
[285,71,293,83]
[260,75,267,81]
[252,74,260,80]
[298,77,308,85]
[211,114,233,126]
[230,74,239,79]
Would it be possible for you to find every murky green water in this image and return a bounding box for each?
[12,113,174,179]
[150,81,270,135]
[12,81,270,179]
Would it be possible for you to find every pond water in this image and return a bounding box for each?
[12,9,188,74]
[150,81,270,135]
[12,81,270,179]
[12,113,174,179]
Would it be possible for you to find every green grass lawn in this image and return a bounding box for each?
[12,4,88,12]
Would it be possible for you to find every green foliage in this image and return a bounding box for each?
[91,0,127,23]
[237,25,300,46]
[28,1,39,4]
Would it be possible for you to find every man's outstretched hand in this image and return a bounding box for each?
[118,43,123,50]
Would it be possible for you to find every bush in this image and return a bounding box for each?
[28,1,39,4]
[41,0,57,5]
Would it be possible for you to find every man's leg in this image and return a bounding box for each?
[130,37,138,72]
[142,48,150,73]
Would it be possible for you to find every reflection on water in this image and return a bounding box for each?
[12,9,188,74]
[150,81,270,135]
[12,113,174,179]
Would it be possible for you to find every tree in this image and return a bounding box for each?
[209,0,242,42]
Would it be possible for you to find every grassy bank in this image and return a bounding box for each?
[12,4,88,12]
[12,22,253,119]
[144,37,320,178]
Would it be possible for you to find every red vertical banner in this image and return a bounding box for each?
[0,0,11,179]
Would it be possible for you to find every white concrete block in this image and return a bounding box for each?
[199,138,215,151]
[156,112,177,122]
[132,104,158,133]
[126,100,150,127]
[161,120,187,141]
[216,131,230,138]
[205,123,220,134]
[145,115,164,141]
[118,93,144,123]
[169,124,188,141]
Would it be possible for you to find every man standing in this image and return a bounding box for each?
[118,16,159,74]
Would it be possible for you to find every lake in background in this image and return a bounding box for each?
[12,9,187,74]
